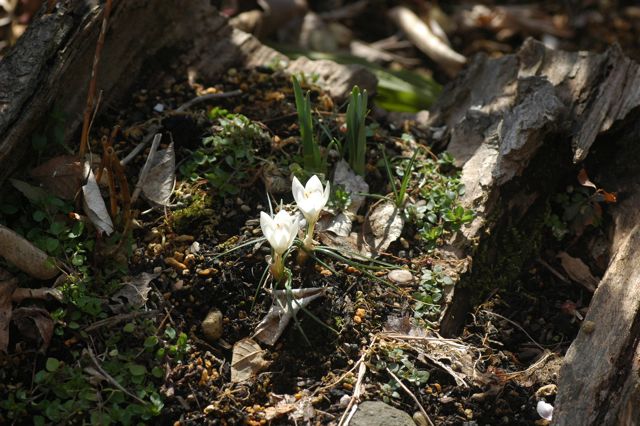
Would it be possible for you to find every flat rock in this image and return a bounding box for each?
[351,401,414,426]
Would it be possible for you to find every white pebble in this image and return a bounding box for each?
[536,400,554,421]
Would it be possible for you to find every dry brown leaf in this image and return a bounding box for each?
[110,272,158,310]
[0,224,59,280]
[361,200,404,257]
[30,155,84,200]
[317,160,369,242]
[317,211,353,237]
[12,307,54,353]
[557,252,599,292]
[265,392,316,422]
[10,178,48,203]
[319,204,404,257]
[82,165,114,235]
[333,160,368,214]
[253,287,325,346]
[141,142,175,206]
[577,168,597,190]
[231,337,270,383]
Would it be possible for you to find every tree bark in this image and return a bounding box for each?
[425,38,640,425]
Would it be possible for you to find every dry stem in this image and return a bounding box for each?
[78,0,112,159]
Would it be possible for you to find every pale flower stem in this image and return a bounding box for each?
[271,252,285,282]
[303,220,316,251]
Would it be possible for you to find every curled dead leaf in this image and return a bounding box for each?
[110,272,158,310]
[577,168,597,190]
[30,155,84,200]
[231,337,270,383]
[557,252,599,292]
[0,224,59,280]
[12,307,54,353]
[82,164,114,235]
[253,287,326,346]
[141,142,176,206]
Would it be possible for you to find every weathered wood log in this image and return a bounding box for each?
[0,0,375,184]
[425,38,640,424]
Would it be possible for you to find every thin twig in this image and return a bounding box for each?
[79,0,112,159]
[313,335,378,396]
[86,346,147,405]
[85,310,157,332]
[121,123,161,166]
[481,310,546,351]
[339,361,367,426]
[536,258,570,283]
[386,368,434,426]
[175,90,243,112]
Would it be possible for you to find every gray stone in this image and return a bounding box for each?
[351,401,415,426]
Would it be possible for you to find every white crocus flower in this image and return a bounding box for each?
[536,400,554,421]
[292,175,330,250]
[260,210,299,281]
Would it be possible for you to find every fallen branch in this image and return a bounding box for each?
[175,89,243,112]
[388,6,466,77]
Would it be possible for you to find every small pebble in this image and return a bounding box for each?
[201,309,224,342]
[172,280,184,291]
[339,394,351,408]
[190,241,200,254]
[165,257,187,270]
[153,103,165,112]
[388,269,414,284]
[197,268,216,277]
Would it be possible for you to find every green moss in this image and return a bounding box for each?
[462,200,548,300]
[171,194,217,235]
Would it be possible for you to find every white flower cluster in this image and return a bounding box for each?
[259,175,330,280]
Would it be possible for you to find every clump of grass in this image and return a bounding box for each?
[292,76,324,174]
[345,86,368,176]
[381,144,419,207]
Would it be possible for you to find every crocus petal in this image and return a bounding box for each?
[536,401,553,421]
[306,175,324,193]
[322,180,331,205]
[291,176,305,206]
[291,175,330,225]
[263,210,299,255]
[260,211,275,243]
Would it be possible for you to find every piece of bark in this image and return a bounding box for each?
[424,39,640,336]
[0,0,375,185]
[552,115,640,425]
[425,38,640,424]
